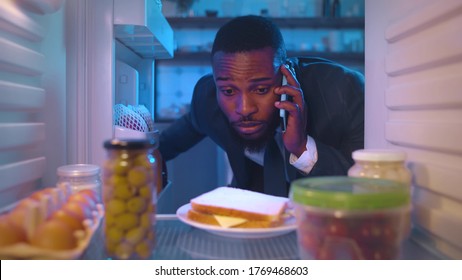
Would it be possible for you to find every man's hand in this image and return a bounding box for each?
[274,64,307,157]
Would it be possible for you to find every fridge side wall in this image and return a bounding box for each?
[366,0,462,258]
[65,0,114,167]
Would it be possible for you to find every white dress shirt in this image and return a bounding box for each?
[244,134,318,174]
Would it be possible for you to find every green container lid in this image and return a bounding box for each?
[290,176,410,210]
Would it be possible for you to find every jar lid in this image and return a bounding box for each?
[57,164,101,177]
[103,138,157,150]
[290,176,410,210]
[352,149,407,162]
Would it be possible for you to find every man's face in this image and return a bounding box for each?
[212,47,283,150]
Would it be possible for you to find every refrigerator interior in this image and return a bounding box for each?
[1,0,461,259]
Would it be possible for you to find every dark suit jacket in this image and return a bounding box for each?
[159,57,364,195]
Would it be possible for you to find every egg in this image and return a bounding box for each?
[30,219,77,250]
[68,192,97,211]
[15,197,38,208]
[0,215,27,247]
[29,187,54,201]
[7,205,28,230]
[78,189,101,204]
[7,198,38,231]
[49,209,85,231]
[61,200,93,222]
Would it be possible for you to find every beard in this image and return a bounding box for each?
[230,112,280,153]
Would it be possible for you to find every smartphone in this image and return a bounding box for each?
[280,75,288,132]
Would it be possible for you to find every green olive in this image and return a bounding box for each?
[113,158,130,175]
[114,182,134,200]
[106,226,124,243]
[134,154,152,169]
[135,240,152,259]
[126,196,147,214]
[115,242,134,260]
[127,166,148,187]
[125,227,146,245]
[115,213,139,230]
[106,199,127,216]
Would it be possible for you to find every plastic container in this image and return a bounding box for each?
[102,139,158,260]
[57,164,102,195]
[290,176,411,260]
[348,149,412,186]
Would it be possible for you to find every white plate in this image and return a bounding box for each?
[176,203,297,239]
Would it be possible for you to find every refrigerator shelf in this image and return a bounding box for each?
[114,0,173,59]
[0,157,46,194]
[0,123,45,150]
[0,81,45,111]
[0,1,44,41]
[0,39,45,76]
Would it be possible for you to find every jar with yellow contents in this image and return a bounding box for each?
[348,149,413,238]
[102,139,158,259]
[348,149,412,186]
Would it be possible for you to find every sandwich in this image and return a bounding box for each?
[187,186,290,228]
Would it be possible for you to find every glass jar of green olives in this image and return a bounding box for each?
[147,130,163,195]
[102,139,158,259]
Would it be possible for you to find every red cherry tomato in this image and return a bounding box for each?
[304,213,328,227]
[326,219,349,237]
[361,245,400,260]
[300,231,322,250]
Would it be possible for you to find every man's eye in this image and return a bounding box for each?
[255,87,269,94]
[220,88,234,96]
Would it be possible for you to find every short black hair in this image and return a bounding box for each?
[211,15,286,62]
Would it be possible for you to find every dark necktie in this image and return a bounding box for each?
[263,136,287,196]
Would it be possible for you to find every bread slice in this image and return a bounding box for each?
[189,186,288,227]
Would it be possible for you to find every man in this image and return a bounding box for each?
[159,15,364,196]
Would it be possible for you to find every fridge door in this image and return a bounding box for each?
[0,0,63,209]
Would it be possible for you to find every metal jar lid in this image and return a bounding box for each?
[57,164,101,177]
[352,149,407,162]
[103,138,157,150]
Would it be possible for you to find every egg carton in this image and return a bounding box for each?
[0,183,104,260]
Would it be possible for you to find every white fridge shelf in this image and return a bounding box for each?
[114,0,174,59]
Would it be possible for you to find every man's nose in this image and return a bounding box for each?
[236,94,257,117]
